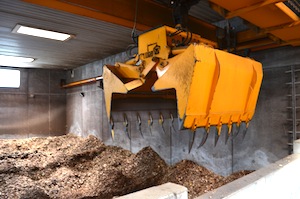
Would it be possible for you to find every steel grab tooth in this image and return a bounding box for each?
[214,123,222,146]
[109,116,115,140]
[170,113,176,133]
[198,128,209,148]
[148,113,153,135]
[123,114,131,140]
[225,126,231,145]
[137,113,143,138]
[214,128,220,147]
[188,129,196,153]
[232,123,240,138]
[159,113,166,133]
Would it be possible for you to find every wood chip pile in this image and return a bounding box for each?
[0,134,251,199]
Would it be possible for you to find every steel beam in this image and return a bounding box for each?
[237,29,268,43]
[225,0,286,19]
[23,0,218,42]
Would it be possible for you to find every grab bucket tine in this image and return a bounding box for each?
[188,129,196,153]
[225,132,230,144]
[123,114,130,140]
[159,113,166,134]
[137,113,143,138]
[214,128,220,147]
[170,113,177,133]
[225,124,231,144]
[214,123,222,147]
[198,129,209,148]
[148,113,153,135]
[109,116,115,141]
[233,123,240,138]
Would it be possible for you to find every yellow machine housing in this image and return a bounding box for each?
[103,26,263,134]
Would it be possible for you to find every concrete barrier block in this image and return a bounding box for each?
[197,154,300,199]
[116,182,188,199]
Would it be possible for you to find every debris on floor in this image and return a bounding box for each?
[159,160,252,198]
[0,134,251,199]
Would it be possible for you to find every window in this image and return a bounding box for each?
[0,68,20,88]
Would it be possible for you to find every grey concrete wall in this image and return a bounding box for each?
[0,68,66,139]
[66,46,298,176]
[232,66,290,172]
[66,53,127,140]
[251,46,300,69]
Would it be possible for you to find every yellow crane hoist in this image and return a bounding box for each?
[102,26,263,148]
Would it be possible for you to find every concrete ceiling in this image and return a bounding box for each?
[0,0,299,70]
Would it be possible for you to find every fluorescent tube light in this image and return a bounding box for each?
[0,55,35,67]
[12,24,73,41]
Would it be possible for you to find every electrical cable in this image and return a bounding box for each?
[131,0,139,44]
[168,28,183,37]
[169,27,193,47]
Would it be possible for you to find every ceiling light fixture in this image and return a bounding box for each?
[0,55,35,67]
[12,24,73,41]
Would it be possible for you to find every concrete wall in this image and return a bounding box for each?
[251,46,300,69]
[232,65,290,172]
[66,46,299,176]
[0,67,66,139]
[66,53,127,140]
